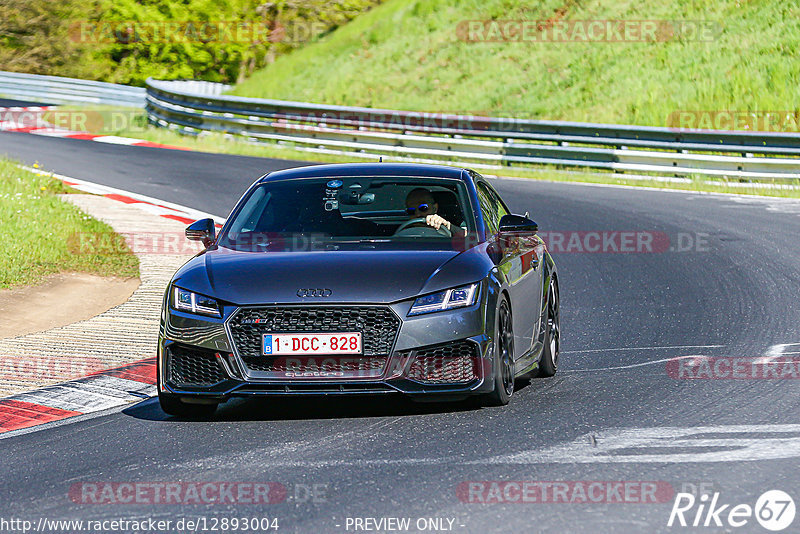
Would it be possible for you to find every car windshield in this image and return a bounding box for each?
[218,176,476,251]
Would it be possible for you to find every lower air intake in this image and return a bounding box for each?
[167,345,227,387]
[407,341,481,384]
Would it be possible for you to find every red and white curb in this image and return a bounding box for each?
[0,168,229,436]
[0,106,190,151]
[0,359,155,434]
[21,164,225,227]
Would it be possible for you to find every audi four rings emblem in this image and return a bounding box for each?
[297,288,333,297]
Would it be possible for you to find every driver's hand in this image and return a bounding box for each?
[426,214,451,231]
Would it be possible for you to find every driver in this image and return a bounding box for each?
[402,188,467,236]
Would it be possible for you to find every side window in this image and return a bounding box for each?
[476,182,500,234]
[487,187,509,222]
[228,187,268,234]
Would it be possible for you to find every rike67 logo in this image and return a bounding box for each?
[668,490,795,531]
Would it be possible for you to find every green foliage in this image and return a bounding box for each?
[0,0,383,86]
[0,0,112,80]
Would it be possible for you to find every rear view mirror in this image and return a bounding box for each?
[498,214,538,234]
[338,191,375,205]
[185,218,216,247]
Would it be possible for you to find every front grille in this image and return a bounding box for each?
[407,341,481,384]
[167,345,227,387]
[228,306,400,378]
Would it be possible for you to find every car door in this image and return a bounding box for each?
[476,181,543,364]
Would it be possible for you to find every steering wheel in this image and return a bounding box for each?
[394,217,452,237]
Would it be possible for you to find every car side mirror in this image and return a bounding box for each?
[185,218,216,247]
[498,214,538,234]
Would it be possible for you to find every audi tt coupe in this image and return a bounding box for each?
[157,163,560,416]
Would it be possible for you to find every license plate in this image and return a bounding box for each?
[262,332,362,356]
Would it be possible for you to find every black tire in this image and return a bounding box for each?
[536,278,560,378]
[158,392,218,418]
[483,297,515,406]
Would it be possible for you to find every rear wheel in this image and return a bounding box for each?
[158,392,218,418]
[483,298,515,406]
[536,278,560,377]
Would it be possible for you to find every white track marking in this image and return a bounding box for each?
[728,196,800,215]
[756,343,800,364]
[564,345,724,354]
[563,355,705,373]
[25,128,79,137]
[479,424,800,464]
[206,424,800,468]
[88,135,146,145]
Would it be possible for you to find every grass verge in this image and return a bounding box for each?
[230,0,800,128]
[0,158,139,289]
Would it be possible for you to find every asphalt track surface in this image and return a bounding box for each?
[0,98,55,107]
[2,128,800,533]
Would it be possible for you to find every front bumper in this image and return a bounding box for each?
[158,296,495,401]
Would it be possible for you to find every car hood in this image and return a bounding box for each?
[171,245,491,305]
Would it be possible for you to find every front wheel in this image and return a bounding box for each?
[482,298,515,406]
[536,278,560,377]
[158,392,218,418]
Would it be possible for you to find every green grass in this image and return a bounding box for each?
[230,0,800,127]
[0,159,139,288]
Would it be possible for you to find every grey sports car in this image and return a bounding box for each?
[157,163,560,416]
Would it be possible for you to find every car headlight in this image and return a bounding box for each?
[408,283,479,316]
[172,286,221,317]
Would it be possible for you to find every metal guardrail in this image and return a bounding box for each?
[145,79,800,181]
[0,70,145,107]
[4,71,794,181]
[0,71,800,180]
